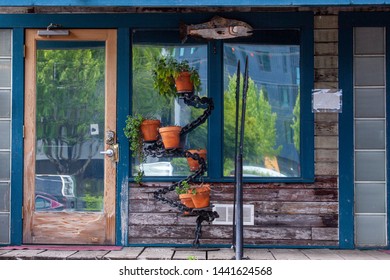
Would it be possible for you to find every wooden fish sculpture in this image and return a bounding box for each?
[180,16,253,42]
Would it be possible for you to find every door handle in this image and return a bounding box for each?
[100,144,119,162]
[100,149,114,157]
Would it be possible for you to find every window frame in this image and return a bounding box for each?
[131,20,314,183]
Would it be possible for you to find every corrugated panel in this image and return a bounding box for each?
[1,0,390,7]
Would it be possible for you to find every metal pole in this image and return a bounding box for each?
[235,56,249,260]
[232,60,240,251]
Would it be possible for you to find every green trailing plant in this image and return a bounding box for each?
[152,56,201,98]
[175,180,196,195]
[124,113,145,184]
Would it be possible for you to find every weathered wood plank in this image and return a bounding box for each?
[315,68,338,82]
[315,162,338,176]
[314,15,338,29]
[314,81,339,89]
[130,225,313,240]
[316,149,338,162]
[315,112,338,122]
[127,238,339,247]
[254,201,338,215]
[255,214,338,227]
[315,136,338,149]
[315,42,338,56]
[312,227,338,240]
[314,29,338,43]
[314,55,338,69]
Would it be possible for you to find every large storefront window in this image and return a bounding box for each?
[132,27,310,182]
[223,44,300,177]
[132,44,208,177]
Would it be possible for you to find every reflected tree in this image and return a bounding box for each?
[36,47,105,176]
[223,74,282,175]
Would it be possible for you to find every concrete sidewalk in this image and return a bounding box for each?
[1,247,390,260]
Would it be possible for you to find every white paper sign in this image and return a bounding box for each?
[312,89,342,112]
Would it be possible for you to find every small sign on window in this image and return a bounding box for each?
[312,89,342,113]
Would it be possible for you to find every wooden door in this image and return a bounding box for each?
[23,29,117,244]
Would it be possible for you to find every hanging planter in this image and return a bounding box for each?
[175,71,194,93]
[159,126,181,149]
[140,119,161,142]
[186,149,207,172]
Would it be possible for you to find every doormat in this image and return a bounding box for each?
[1,245,123,251]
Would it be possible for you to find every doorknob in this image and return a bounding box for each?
[100,149,114,157]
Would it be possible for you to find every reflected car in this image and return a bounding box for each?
[35,175,76,209]
[35,191,65,211]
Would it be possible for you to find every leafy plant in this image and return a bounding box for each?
[175,180,196,195]
[124,113,145,184]
[152,56,201,98]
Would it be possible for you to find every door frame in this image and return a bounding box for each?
[339,12,390,249]
[23,29,117,244]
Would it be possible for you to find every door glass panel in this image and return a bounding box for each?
[223,44,300,177]
[355,120,385,149]
[35,41,105,212]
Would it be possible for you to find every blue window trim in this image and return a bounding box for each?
[131,13,314,184]
[339,12,390,249]
[10,28,24,245]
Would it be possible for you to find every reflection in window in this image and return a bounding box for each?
[132,44,208,177]
[223,44,300,177]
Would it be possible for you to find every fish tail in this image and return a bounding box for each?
[179,21,188,43]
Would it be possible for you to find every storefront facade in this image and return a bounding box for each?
[0,1,389,249]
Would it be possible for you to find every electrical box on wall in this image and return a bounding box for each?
[312,89,342,113]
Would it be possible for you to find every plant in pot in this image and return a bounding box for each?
[159,124,182,150]
[124,113,161,184]
[186,148,207,172]
[175,180,196,210]
[152,56,201,97]
[191,183,211,209]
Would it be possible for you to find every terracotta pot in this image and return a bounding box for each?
[179,193,195,209]
[186,149,207,172]
[159,126,181,149]
[191,184,211,209]
[175,72,193,93]
[140,119,161,142]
